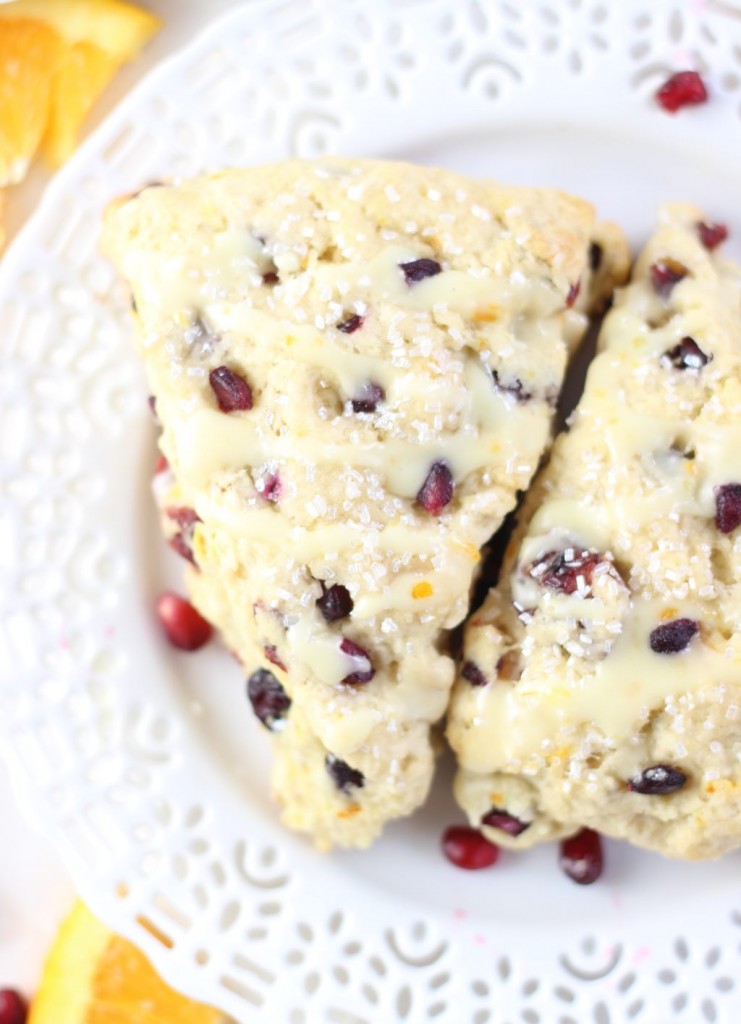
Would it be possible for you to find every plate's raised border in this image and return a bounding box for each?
[2,1,741,1020]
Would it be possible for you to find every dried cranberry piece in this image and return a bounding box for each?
[560,829,603,885]
[0,990,27,1024]
[650,258,689,297]
[247,668,291,730]
[628,764,688,795]
[461,660,488,687]
[527,548,608,596]
[155,454,169,475]
[264,644,287,671]
[317,583,354,622]
[656,70,708,113]
[416,461,454,516]
[715,483,741,534]
[481,807,530,837]
[262,266,280,285]
[649,618,699,654]
[491,370,531,403]
[662,336,710,370]
[326,753,364,793]
[566,280,580,308]
[155,592,212,651]
[169,534,196,565]
[400,258,442,284]
[337,313,364,333]
[697,221,728,250]
[339,637,375,685]
[442,825,499,870]
[351,380,385,413]
[165,506,199,530]
[259,472,282,502]
[209,366,253,412]
[589,241,603,272]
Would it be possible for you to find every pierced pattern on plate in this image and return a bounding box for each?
[2,0,741,1020]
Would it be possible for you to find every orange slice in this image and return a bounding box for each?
[29,901,229,1024]
[42,40,120,167]
[0,1,160,169]
[0,0,160,61]
[0,18,62,185]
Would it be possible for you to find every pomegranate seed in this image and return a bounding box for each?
[0,990,27,1024]
[715,483,741,533]
[317,583,354,622]
[337,313,364,333]
[649,618,699,654]
[154,454,169,474]
[326,754,364,793]
[656,70,708,113]
[650,258,689,296]
[661,337,710,370]
[566,280,580,308]
[481,808,530,837]
[416,461,454,515]
[400,258,441,284]
[259,472,282,502]
[628,764,688,795]
[527,548,609,596]
[442,825,499,870]
[461,660,488,686]
[339,637,375,685]
[247,668,291,730]
[560,829,603,885]
[697,221,728,250]
[351,380,385,413]
[156,592,212,651]
[209,366,253,412]
[264,644,286,671]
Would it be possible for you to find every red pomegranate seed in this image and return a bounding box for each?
[416,461,454,516]
[560,829,603,885]
[154,454,169,474]
[650,259,689,296]
[0,990,28,1024]
[156,592,212,651]
[697,221,728,250]
[649,618,699,654]
[339,637,375,685]
[259,472,282,502]
[656,70,708,113]
[442,825,499,870]
[566,280,580,308]
[715,483,741,534]
[209,366,253,412]
[0,991,26,1024]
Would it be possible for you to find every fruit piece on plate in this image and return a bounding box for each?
[29,901,228,1024]
[103,158,630,849]
[0,0,160,168]
[0,0,160,59]
[0,18,62,185]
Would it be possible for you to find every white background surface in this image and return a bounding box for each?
[1,1,238,994]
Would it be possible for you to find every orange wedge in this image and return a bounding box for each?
[42,40,120,168]
[0,0,160,60]
[29,901,230,1024]
[0,0,160,170]
[0,18,62,184]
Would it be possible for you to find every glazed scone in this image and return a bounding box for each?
[103,158,628,848]
[449,206,741,860]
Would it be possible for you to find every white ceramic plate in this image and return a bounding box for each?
[2,1,741,1020]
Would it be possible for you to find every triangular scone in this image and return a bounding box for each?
[103,158,628,849]
[449,205,741,860]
